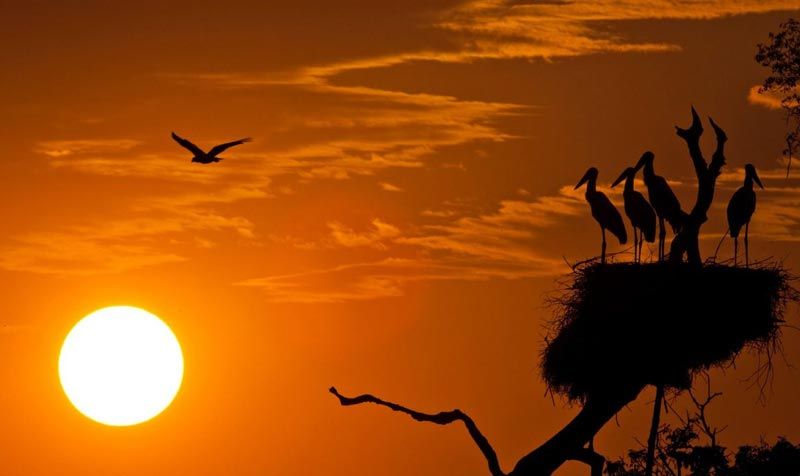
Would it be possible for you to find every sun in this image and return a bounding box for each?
[58,306,184,426]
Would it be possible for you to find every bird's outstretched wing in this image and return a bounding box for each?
[171,132,205,156]
[208,137,252,158]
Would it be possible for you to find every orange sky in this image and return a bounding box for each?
[1,1,800,475]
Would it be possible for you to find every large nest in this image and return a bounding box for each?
[542,261,796,402]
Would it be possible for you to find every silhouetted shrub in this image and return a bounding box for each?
[542,261,796,402]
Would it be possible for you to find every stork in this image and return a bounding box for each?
[635,151,684,261]
[727,164,763,267]
[612,167,656,263]
[575,167,628,263]
[171,132,252,164]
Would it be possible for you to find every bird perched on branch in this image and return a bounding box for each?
[612,167,656,263]
[727,164,764,267]
[171,132,252,164]
[575,167,627,264]
[635,151,683,261]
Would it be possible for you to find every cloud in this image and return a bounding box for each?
[436,0,798,61]
[0,234,186,275]
[380,182,403,192]
[327,219,401,249]
[747,84,799,110]
[747,85,785,110]
[35,139,140,157]
[0,199,256,275]
[238,188,585,302]
[399,187,584,262]
[234,256,563,303]
[181,0,796,89]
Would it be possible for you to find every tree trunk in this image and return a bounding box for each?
[509,384,645,476]
[669,107,727,264]
[644,385,665,476]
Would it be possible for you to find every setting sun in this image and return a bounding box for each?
[58,306,184,426]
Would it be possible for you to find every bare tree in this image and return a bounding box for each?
[669,108,727,265]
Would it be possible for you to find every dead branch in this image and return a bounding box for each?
[670,107,727,264]
[329,387,505,476]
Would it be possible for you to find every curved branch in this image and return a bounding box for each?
[329,387,505,476]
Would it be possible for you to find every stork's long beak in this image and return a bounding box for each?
[753,169,764,189]
[634,153,648,171]
[575,171,590,190]
[611,170,628,188]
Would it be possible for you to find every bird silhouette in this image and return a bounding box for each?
[612,167,656,263]
[727,164,763,267]
[635,151,683,261]
[575,167,627,263]
[171,132,252,164]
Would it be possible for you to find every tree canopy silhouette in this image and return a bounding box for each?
[756,18,800,176]
[606,374,800,476]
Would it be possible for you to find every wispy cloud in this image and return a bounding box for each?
[437,0,798,61]
[0,205,256,275]
[234,256,563,303]
[34,139,141,158]
[747,84,800,110]
[380,182,403,192]
[747,85,784,110]
[399,187,584,262]
[239,187,585,302]
[327,219,401,250]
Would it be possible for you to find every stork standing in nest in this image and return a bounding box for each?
[575,167,627,263]
[612,166,656,263]
[635,151,684,261]
[727,164,764,267]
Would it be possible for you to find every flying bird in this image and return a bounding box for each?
[727,164,763,267]
[171,132,252,164]
[612,167,656,263]
[635,151,684,261]
[575,167,628,264]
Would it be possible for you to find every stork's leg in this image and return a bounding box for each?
[733,236,738,266]
[745,222,750,268]
[639,230,645,263]
[658,218,666,261]
[601,227,607,264]
[633,227,639,263]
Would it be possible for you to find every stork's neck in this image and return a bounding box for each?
[585,178,597,194]
[642,162,655,179]
[624,175,635,193]
[744,175,754,189]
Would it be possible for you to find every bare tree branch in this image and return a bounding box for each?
[670,107,728,264]
[675,106,706,180]
[329,387,505,476]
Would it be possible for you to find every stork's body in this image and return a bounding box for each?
[575,167,627,263]
[635,152,683,261]
[612,167,656,263]
[727,164,763,266]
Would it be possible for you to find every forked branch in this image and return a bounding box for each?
[670,106,728,264]
[329,387,505,476]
